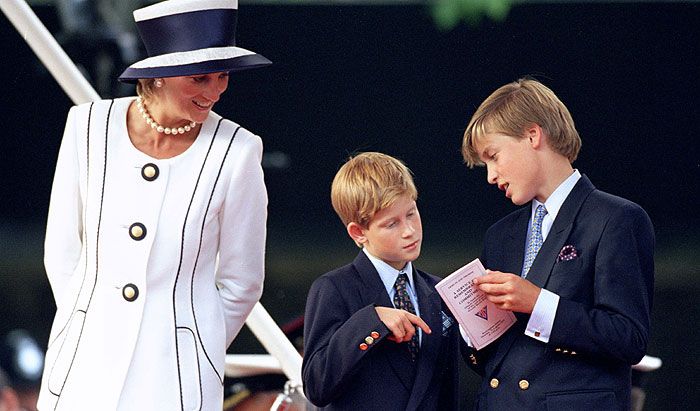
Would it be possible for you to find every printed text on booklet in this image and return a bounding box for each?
[436,259,516,350]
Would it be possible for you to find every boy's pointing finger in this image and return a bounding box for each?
[406,312,432,334]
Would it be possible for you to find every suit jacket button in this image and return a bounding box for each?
[122,283,139,302]
[129,223,146,240]
[141,163,159,181]
[359,343,368,351]
[365,336,375,345]
[370,331,380,339]
[489,378,499,389]
[519,380,530,390]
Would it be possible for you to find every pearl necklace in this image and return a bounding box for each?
[136,97,196,135]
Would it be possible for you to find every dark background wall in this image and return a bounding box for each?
[1,2,698,409]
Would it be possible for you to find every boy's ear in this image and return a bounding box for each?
[526,124,544,149]
[347,222,366,248]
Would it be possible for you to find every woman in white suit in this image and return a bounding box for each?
[37,1,272,410]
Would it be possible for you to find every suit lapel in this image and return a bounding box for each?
[505,210,530,274]
[353,252,416,391]
[405,271,442,409]
[525,175,596,288]
[354,252,393,308]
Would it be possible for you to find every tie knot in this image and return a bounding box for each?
[534,204,548,223]
[395,272,410,289]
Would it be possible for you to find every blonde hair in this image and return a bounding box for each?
[462,78,581,167]
[331,152,417,227]
[136,78,158,99]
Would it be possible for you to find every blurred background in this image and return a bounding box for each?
[0,0,697,409]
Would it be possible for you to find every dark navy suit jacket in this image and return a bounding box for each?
[467,175,655,411]
[302,252,459,410]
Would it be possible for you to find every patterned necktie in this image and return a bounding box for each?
[522,204,548,278]
[393,272,419,361]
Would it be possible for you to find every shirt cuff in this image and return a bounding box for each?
[525,288,559,343]
[459,324,473,347]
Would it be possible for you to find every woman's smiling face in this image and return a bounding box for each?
[158,72,230,124]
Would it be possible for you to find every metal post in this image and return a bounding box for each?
[1,0,100,104]
[245,303,303,385]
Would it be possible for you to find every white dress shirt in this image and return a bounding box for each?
[524,169,581,342]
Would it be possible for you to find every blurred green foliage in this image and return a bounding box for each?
[431,0,513,30]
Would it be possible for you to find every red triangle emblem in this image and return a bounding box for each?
[475,305,488,320]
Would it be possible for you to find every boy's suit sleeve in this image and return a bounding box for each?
[548,202,655,364]
[302,275,390,407]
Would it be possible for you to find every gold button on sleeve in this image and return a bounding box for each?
[489,378,499,389]
[519,380,530,390]
[364,336,374,345]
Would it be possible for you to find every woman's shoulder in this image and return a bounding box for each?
[211,115,263,149]
[69,98,130,117]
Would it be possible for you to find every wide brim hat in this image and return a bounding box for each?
[118,0,271,84]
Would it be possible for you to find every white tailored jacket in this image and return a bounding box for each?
[37,98,267,411]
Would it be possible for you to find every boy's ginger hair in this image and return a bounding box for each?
[462,78,582,167]
[331,152,417,228]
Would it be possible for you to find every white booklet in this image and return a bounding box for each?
[436,258,516,350]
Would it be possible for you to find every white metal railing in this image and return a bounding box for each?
[1,0,303,392]
[1,0,100,104]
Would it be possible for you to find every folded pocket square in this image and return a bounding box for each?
[557,244,579,262]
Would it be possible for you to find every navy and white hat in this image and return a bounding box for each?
[118,0,271,83]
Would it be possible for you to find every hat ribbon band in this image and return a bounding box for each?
[137,8,238,57]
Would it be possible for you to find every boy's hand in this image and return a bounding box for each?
[375,306,432,343]
[473,270,541,314]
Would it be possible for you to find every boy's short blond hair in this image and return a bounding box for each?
[462,78,582,167]
[331,152,417,227]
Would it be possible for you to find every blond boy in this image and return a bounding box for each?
[302,152,459,410]
[462,79,654,410]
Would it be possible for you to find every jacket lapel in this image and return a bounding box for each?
[353,252,416,391]
[354,251,393,308]
[505,210,530,274]
[405,271,442,410]
[525,175,596,288]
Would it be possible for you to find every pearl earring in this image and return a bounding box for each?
[155,79,163,88]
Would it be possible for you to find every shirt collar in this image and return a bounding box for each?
[532,169,581,222]
[362,248,415,295]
